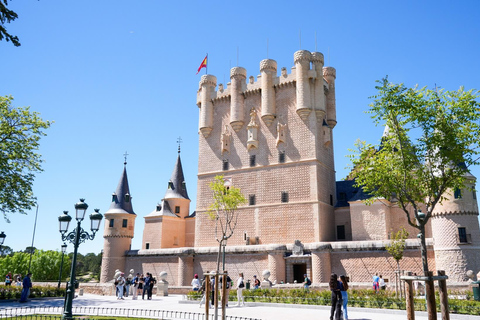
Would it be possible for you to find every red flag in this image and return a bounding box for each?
[196,55,207,74]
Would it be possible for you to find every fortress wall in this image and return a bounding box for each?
[330,249,435,283]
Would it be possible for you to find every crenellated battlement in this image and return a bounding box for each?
[196,50,335,134]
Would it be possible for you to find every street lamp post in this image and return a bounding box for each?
[58,243,67,289]
[0,231,6,249]
[58,199,102,320]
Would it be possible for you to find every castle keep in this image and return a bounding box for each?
[100,50,480,285]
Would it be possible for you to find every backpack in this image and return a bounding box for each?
[306,278,311,286]
[239,280,244,288]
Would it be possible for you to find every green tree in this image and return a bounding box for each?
[0,250,71,281]
[0,0,20,46]
[0,96,52,221]
[207,175,247,272]
[349,78,480,275]
[386,227,409,296]
[0,245,13,256]
[206,175,246,319]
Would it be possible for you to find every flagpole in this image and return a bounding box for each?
[28,204,39,274]
[205,53,208,74]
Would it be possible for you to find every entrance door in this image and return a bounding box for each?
[293,264,306,283]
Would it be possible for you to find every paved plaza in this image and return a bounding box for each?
[0,294,478,320]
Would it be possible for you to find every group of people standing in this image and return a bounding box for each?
[115,272,156,300]
[329,273,349,320]
[195,271,246,308]
[5,272,32,303]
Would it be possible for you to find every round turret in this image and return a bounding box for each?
[260,59,277,126]
[311,52,326,122]
[323,66,337,128]
[294,50,312,120]
[230,67,247,131]
[199,75,217,137]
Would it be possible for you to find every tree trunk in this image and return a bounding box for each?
[397,260,402,298]
[419,225,429,275]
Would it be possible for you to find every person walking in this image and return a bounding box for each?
[329,273,342,320]
[137,274,144,298]
[372,273,380,293]
[340,275,349,320]
[131,273,139,300]
[5,272,12,286]
[303,273,311,289]
[198,276,211,308]
[253,275,260,289]
[379,275,386,290]
[191,274,201,291]
[236,273,245,307]
[219,271,232,307]
[19,273,32,303]
[116,272,125,300]
[142,273,151,300]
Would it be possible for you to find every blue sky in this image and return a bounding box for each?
[1,1,479,255]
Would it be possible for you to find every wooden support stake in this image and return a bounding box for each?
[222,273,227,320]
[437,270,449,320]
[405,271,415,320]
[425,271,437,320]
[205,275,210,318]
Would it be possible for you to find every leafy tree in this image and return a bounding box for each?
[0,245,13,256]
[207,175,247,272]
[206,175,246,318]
[0,0,20,46]
[349,78,480,275]
[24,246,36,254]
[0,96,52,221]
[0,250,71,281]
[386,227,409,296]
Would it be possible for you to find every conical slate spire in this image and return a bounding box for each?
[164,152,190,200]
[106,164,135,214]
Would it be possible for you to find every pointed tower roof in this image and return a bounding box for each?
[106,162,135,215]
[164,147,190,200]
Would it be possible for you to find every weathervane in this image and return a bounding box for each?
[177,137,182,154]
[123,151,129,165]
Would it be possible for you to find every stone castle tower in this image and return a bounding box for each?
[100,162,136,283]
[141,147,195,249]
[194,50,338,248]
[432,171,480,281]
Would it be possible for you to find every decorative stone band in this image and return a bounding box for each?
[311,52,324,65]
[230,66,247,79]
[294,50,312,64]
[103,234,134,239]
[432,211,479,217]
[323,67,336,79]
[199,74,217,87]
[260,59,277,72]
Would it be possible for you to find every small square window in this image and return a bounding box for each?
[109,219,114,228]
[339,192,347,201]
[222,159,229,171]
[122,219,127,228]
[250,155,256,167]
[145,243,150,250]
[473,190,477,200]
[278,151,285,163]
[175,206,180,214]
[281,191,289,203]
[454,188,462,199]
[249,194,256,206]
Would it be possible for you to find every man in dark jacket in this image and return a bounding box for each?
[20,273,32,302]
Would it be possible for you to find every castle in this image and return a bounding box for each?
[99,50,480,285]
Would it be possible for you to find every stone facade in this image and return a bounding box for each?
[100,50,480,287]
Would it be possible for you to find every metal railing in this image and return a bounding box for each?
[0,306,261,320]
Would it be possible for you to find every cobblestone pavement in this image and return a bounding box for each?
[0,294,477,320]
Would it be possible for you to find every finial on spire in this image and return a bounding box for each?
[177,137,183,154]
[123,151,129,166]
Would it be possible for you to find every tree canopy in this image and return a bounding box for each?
[207,175,246,271]
[0,0,20,46]
[349,78,480,273]
[0,96,52,221]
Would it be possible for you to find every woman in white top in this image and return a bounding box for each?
[191,274,201,291]
[236,273,245,306]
